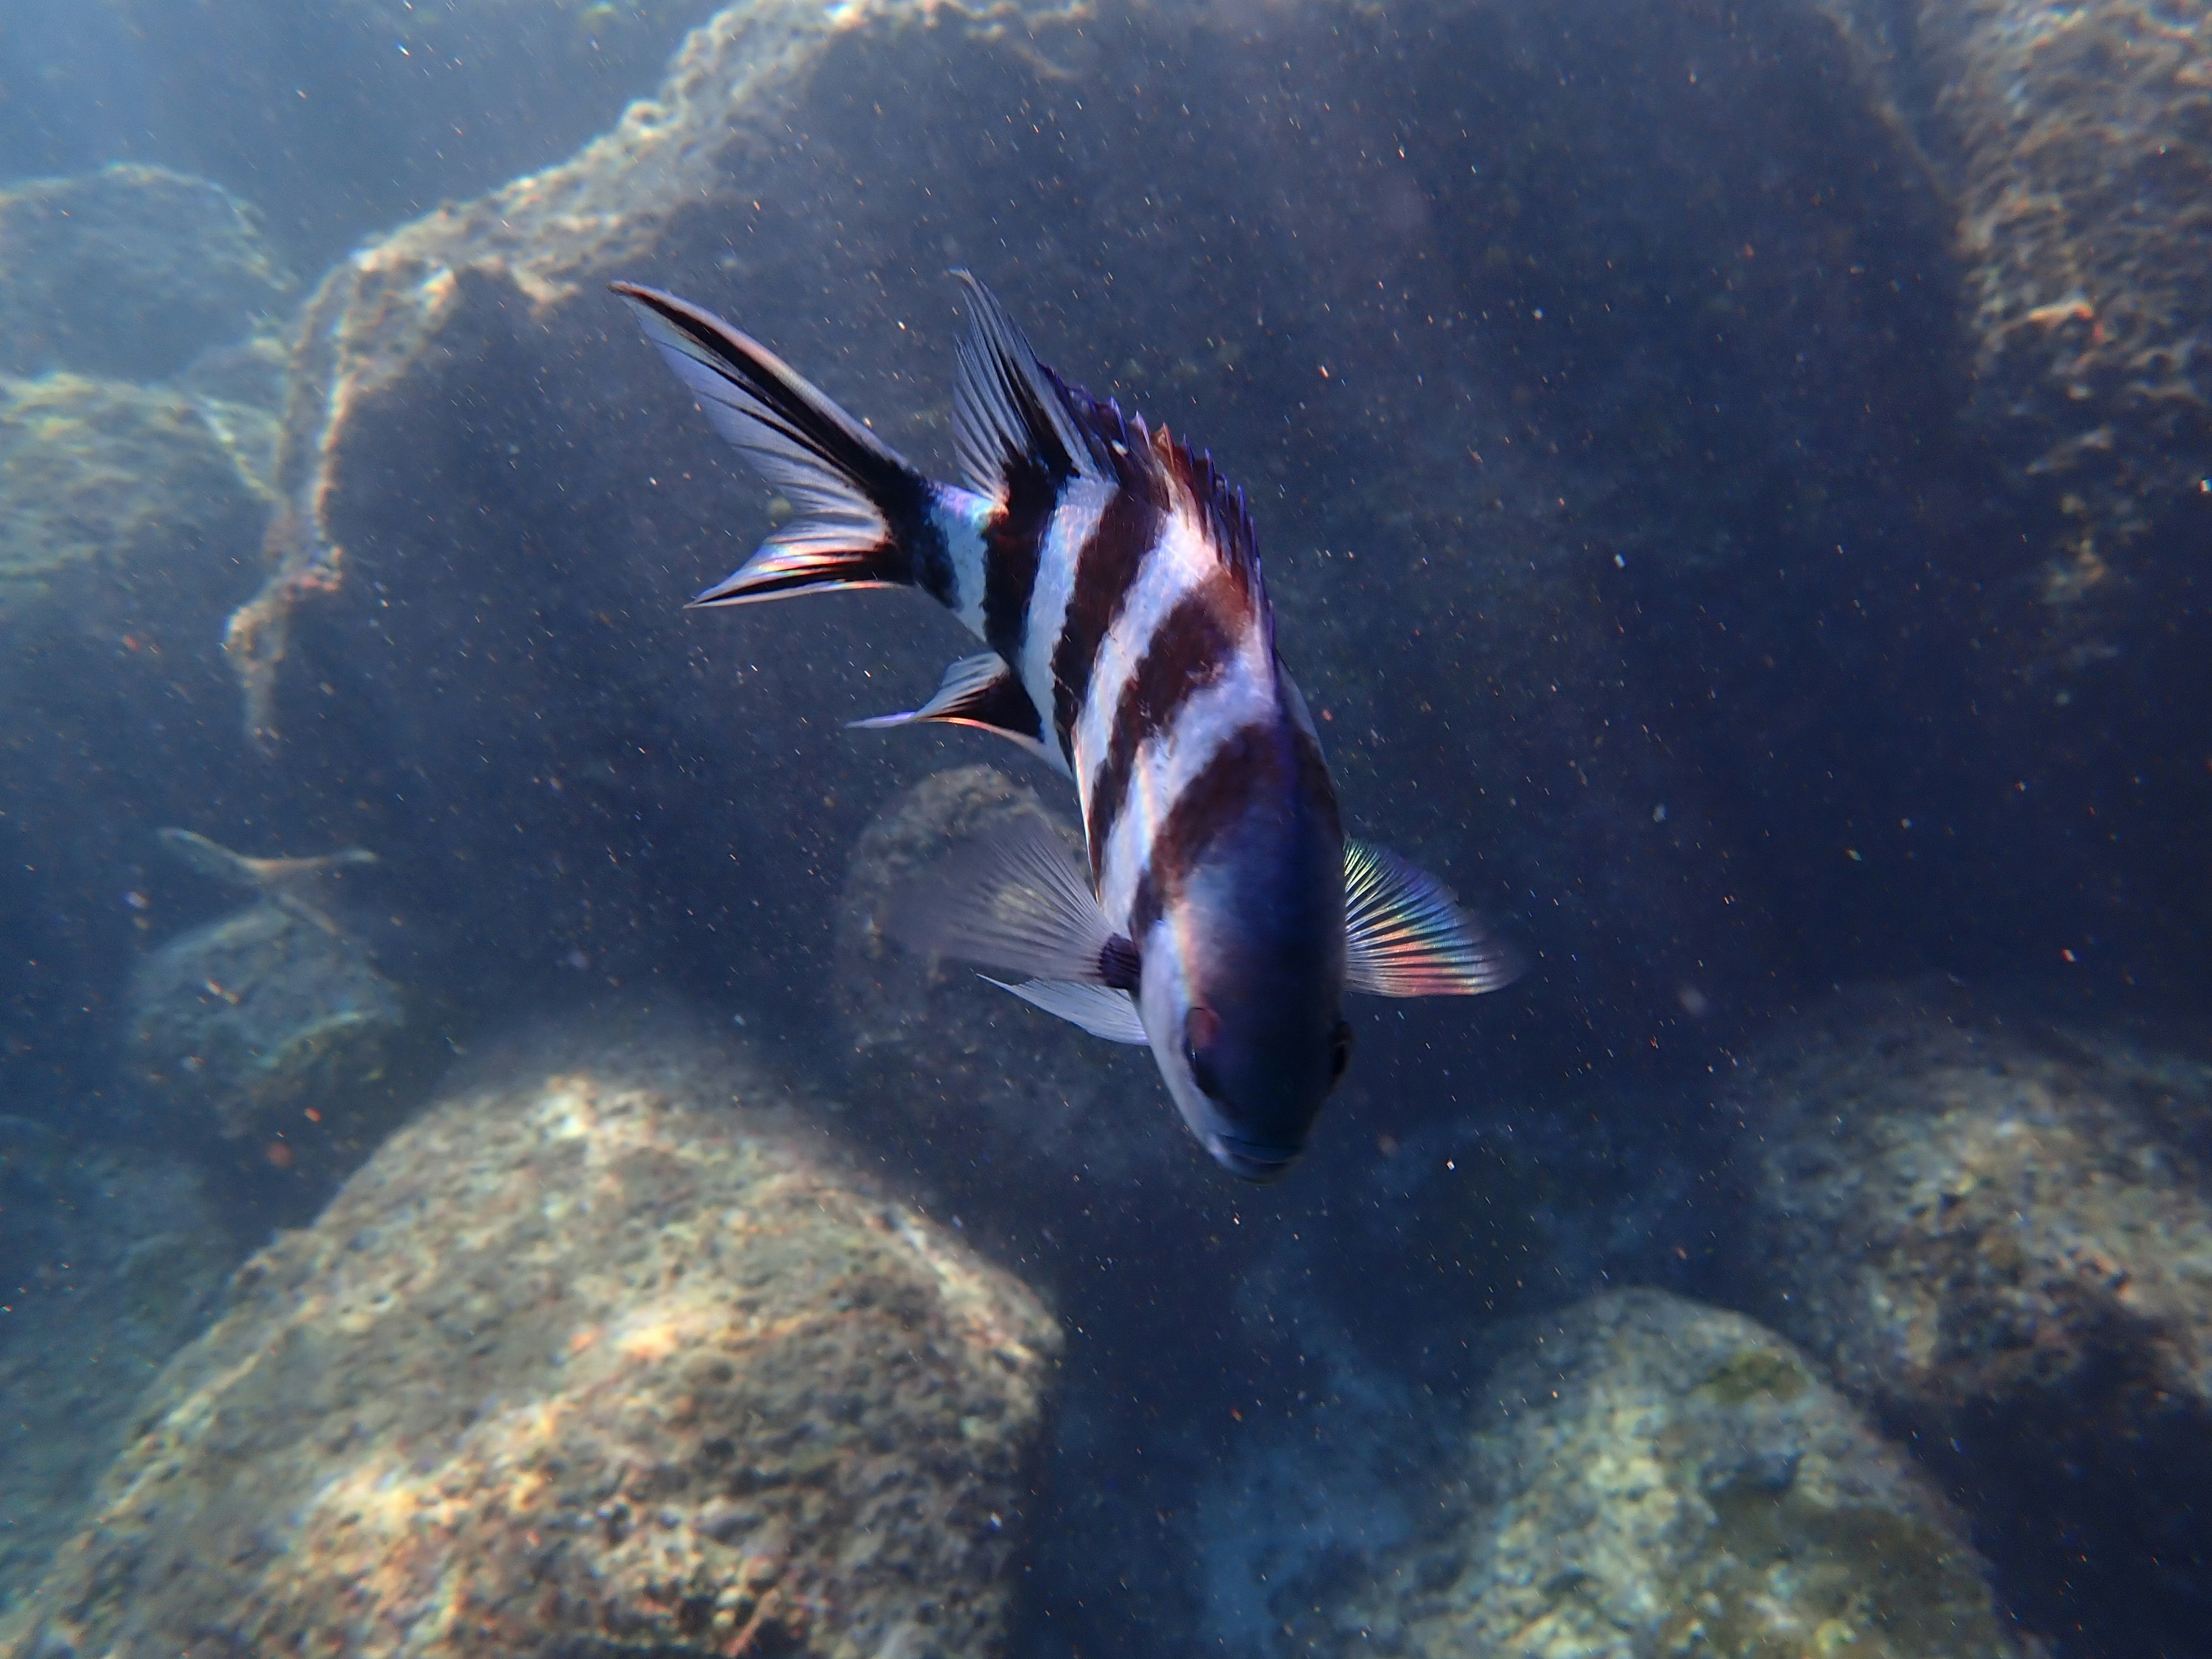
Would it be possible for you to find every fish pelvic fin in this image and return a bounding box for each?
[611,282,942,606]
[888,810,1133,986]
[849,652,1065,773]
[1343,840,1521,997]
[983,978,1149,1044]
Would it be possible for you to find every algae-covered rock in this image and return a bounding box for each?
[0,164,293,382]
[1313,1289,2016,1659]
[0,1124,238,1612]
[124,900,408,1176]
[6,1044,1060,1659]
[1737,984,2212,1648]
[0,372,269,609]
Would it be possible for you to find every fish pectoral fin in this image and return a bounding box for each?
[1343,840,1521,997]
[983,978,1149,1044]
[849,653,1058,768]
[887,809,1124,984]
[949,270,1105,501]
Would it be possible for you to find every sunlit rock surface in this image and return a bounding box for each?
[0,165,294,382]
[0,1128,237,1613]
[1307,1289,2017,1659]
[1736,984,2212,1650]
[6,1043,1060,1659]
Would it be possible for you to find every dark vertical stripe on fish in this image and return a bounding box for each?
[1050,488,1157,750]
[982,456,1058,661]
[1129,721,1285,937]
[1084,581,1236,875]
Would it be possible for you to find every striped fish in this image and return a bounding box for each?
[613,273,1517,1181]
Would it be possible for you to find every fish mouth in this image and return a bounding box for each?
[1210,1136,1301,1184]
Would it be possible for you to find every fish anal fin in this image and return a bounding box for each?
[849,653,1062,771]
[1344,840,1521,997]
[984,978,1149,1044]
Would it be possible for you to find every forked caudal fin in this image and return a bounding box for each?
[610,282,946,606]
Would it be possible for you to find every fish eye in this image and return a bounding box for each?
[1330,1019,1354,1085]
[1184,1005,1224,1100]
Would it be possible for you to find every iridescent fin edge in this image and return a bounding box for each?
[1343,840,1520,997]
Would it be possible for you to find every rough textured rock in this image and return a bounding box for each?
[1932,0,2211,603]
[221,0,1989,1096]
[0,1126,238,1611]
[6,1042,1060,1659]
[123,900,410,1184]
[834,764,1194,1190]
[1736,984,2212,1652]
[0,372,271,608]
[1309,1289,2017,1659]
[0,165,294,382]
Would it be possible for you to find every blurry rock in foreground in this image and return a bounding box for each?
[1738,984,2212,1649]
[1310,1289,2016,1659]
[0,1125,237,1611]
[0,165,293,382]
[8,1044,1060,1659]
[835,764,1192,1190]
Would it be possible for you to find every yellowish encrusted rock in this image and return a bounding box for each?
[7,1046,1060,1659]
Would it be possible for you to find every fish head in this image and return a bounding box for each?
[1140,790,1349,1183]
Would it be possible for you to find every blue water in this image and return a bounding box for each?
[2,1,2206,1656]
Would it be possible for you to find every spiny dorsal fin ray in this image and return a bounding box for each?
[950,270,1106,501]
[610,282,930,606]
[1343,840,1520,997]
[849,652,1063,772]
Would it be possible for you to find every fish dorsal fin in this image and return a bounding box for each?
[1343,840,1521,997]
[849,652,1065,773]
[888,810,1129,985]
[951,271,1105,499]
[1152,424,1269,634]
[983,978,1149,1044]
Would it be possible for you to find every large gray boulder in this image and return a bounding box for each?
[5,1040,1061,1659]
[1736,983,2212,1652]
[1307,1289,2018,1659]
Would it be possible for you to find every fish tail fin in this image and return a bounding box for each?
[611,282,942,606]
[156,827,256,889]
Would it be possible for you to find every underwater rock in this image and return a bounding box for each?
[1920,0,2211,604]
[123,834,409,1187]
[1737,983,2212,1650]
[834,764,1194,1190]
[6,1046,1059,1659]
[0,372,271,612]
[244,0,1976,1083]
[1308,1289,2017,1659]
[0,1124,238,1609]
[0,165,293,382]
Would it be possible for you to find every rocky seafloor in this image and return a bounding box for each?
[0,0,2207,1655]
